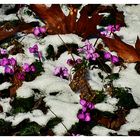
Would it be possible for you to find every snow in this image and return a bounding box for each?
[16,85,34,98]
[117,5,140,45]
[95,102,116,113]
[91,126,116,136]
[0,98,12,113]
[0,82,12,91]
[4,109,54,126]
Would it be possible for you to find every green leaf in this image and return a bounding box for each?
[92,90,106,104]
[0,119,12,136]
[113,87,138,109]
[106,73,119,81]
[46,45,55,60]
[46,117,62,129]
[19,122,42,136]
[11,96,34,114]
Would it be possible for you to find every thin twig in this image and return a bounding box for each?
[48,107,70,135]
[58,34,75,61]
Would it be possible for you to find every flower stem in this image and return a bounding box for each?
[58,34,75,61]
[48,107,70,135]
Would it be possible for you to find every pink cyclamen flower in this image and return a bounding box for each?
[104,52,112,59]
[87,102,95,110]
[39,27,47,34]
[33,26,46,36]
[22,63,30,72]
[38,51,42,61]
[84,113,91,122]
[53,66,69,78]
[107,24,120,33]
[9,58,17,66]
[80,99,87,106]
[77,112,85,120]
[17,72,25,80]
[0,49,7,55]
[4,66,14,74]
[33,27,40,36]
[76,58,82,64]
[30,65,36,72]
[61,67,69,77]
[111,55,119,64]
[67,59,74,66]
[115,24,121,31]
[29,44,38,53]
[0,58,9,66]
[82,106,87,112]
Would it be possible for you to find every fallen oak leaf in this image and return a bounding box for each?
[101,34,140,63]
[69,67,96,101]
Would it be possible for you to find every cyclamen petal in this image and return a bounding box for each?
[77,112,85,120]
[82,106,87,112]
[0,58,9,66]
[30,65,36,72]
[111,55,119,64]
[23,63,30,72]
[39,27,46,34]
[53,67,61,75]
[9,58,17,66]
[104,52,111,59]
[84,113,91,122]
[4,66,14,74]
[87,102,95,110]
[0,49,7,55]
[33,27,40,36]
[80,99,87,106]
[76,58,82,64]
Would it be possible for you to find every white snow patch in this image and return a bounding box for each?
[95,102,116,113]
[16,85,34,98]
[0,98,12,113]
[91,126,116,136]
[0,82,12,91]
[117,5,140,45]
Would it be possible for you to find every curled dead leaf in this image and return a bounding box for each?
[101,34,140,63]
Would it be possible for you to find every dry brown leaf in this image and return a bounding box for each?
[29,4,104,39]
[0,22,33,42]
[101,34,140,63]
[69,68,96,101]
[97,109,127,131]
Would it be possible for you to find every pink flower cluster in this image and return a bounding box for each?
[17,63,36,81]
[104,52,119,64]
[29,44,42,61]
[67,58,82,66]
[0,57,17,74]
[100,24,120,37]
[53,66,69,79]
[78,40,99,61]
[77,99,95,122]
[33,26,47,37]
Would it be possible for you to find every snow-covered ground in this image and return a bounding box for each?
[0,4,140,136]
